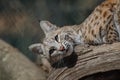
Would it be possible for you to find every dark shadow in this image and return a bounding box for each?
[79,70,120,80]
[51,52,78,68]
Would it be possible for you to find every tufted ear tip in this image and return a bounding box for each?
[39,20,57,36]
[29,43,43,54]
[40,20,49,26]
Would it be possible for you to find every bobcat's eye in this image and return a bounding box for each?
[49,47,56,55]
[55,34,59,42]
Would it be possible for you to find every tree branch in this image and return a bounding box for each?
[0,39,47,80]
[48,43,120,80]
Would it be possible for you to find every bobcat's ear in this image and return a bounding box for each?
[29,43,43,55]
[40,20,57,35]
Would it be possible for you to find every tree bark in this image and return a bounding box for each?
[47,43,120,80]
[0,39,47,80]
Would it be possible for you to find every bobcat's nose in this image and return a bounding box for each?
[59,45,65,51]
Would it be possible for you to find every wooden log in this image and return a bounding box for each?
[47,43,120,80]
[0,39,47,80]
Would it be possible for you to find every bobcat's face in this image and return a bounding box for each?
[29,21,75,64]
[43,30,74,63]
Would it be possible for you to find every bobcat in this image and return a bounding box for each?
[29,0,120,72]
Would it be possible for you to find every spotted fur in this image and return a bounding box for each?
[114,1,120,40]
[29,0,120,71]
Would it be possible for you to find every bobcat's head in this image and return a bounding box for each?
[29,21,78,64]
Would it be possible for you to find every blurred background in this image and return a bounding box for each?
[0,0,104,61]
